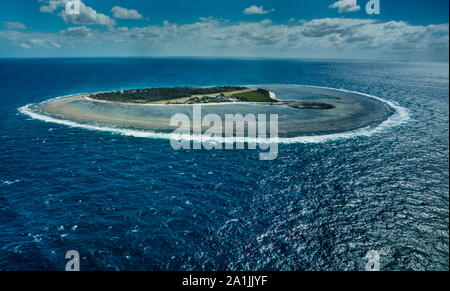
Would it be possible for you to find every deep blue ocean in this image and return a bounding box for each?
[0,58,448,270]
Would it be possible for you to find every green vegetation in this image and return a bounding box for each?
[87,86,339,109]
[231,89,278,102]
[90,86,247,103]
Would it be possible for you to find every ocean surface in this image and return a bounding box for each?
[0,58,448,270]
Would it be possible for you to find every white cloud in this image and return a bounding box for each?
[38,0,64,13]
[243,5,275,15]
[4,21,27,30]
[329,0,361,13]
[199,16,215,22]
[39,0,116,26]
[61,26,91,37]
[1,17,448,61]
[260,19,272,26]
[111,6,143,20]
[20,43,32,49]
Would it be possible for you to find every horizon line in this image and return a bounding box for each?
[0,56,448,64]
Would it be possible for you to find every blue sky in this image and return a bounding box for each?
[0,0,448,60]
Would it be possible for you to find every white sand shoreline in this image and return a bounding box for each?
[20,84,404,143]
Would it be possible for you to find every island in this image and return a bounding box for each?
[22,84,395,137]
[87,86,335,109]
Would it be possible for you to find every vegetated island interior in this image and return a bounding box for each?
[88,86,335,109]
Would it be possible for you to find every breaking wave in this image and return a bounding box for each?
[18,86,410,144]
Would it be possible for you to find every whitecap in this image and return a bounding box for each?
[2,180,20,185]
[18,85,410,144]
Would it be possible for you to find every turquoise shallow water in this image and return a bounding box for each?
[0,58,448,270]
[29,84,395,137]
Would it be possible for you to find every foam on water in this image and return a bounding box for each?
[18,85,410,144]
